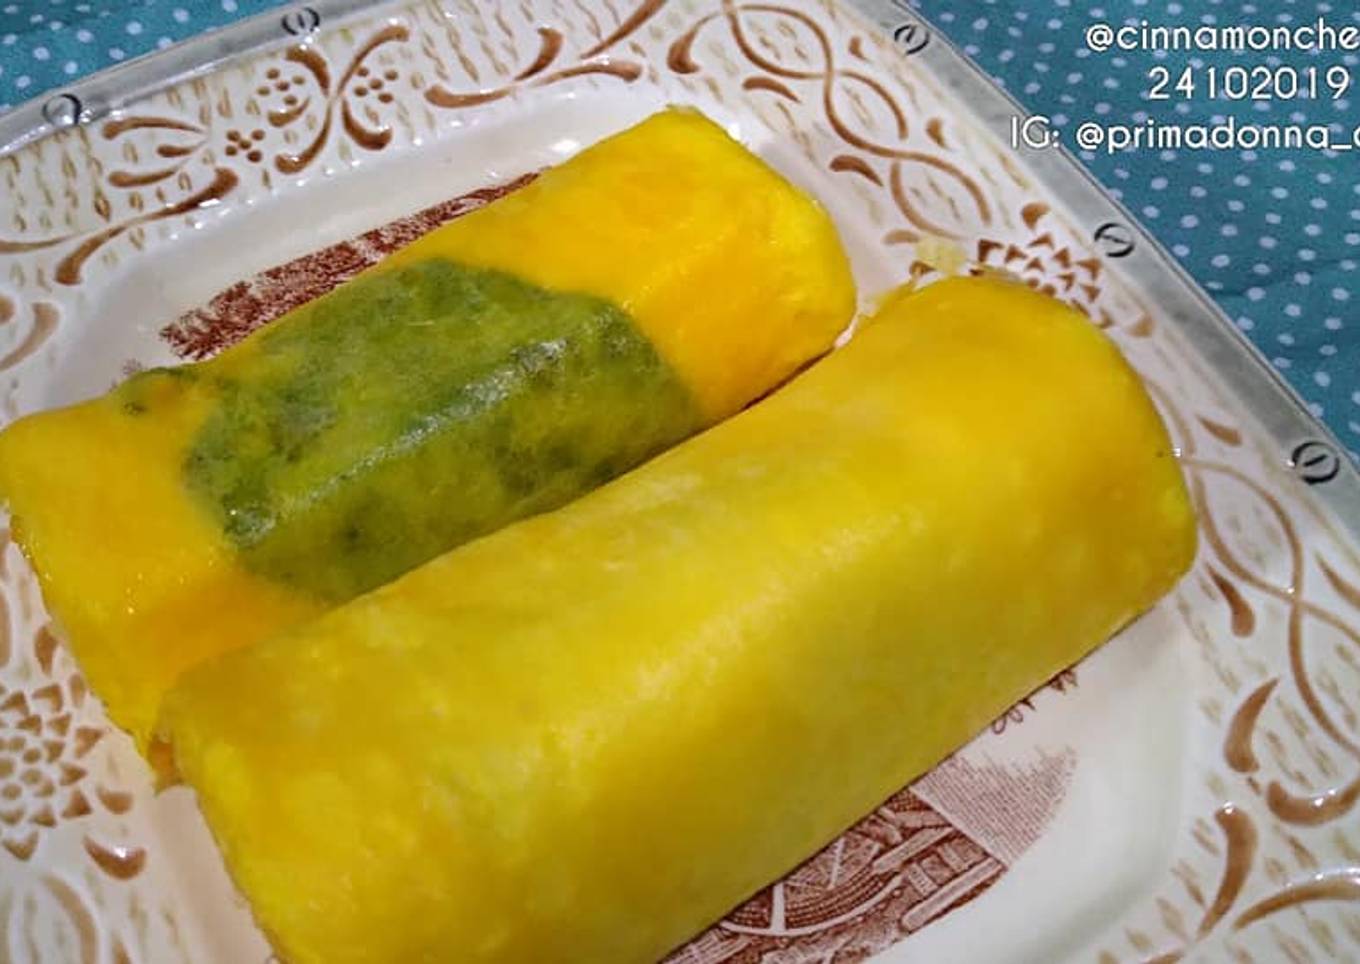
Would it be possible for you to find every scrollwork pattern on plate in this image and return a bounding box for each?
[0,1,1356,961]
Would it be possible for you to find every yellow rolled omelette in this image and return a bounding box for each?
[156,276,1197,964]
[0,109,854,749]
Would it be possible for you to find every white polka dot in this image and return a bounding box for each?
[173,7,190,23]
[1296,271,1312,285]
[1278,332,1295,346]
[1311,198,1328,210]
[1271,187,1289,199]
[1299,249,1317,261]
[1259,236,1277,249]
[1237,316,1256,331]
[1222,224,1239,237]
[1181,214,1199,228]
[1285,304,1302,317]
[32,45,49,60]
[1273,357,1292,370]
[1252,263,1271,276]
[1316,371,1332,388]
[1333,288,1351,301]
[108,47,124,60]
[1247,287,1265,301]
[1173,243,1190,257]
[1212,254,1231,268]
[1143,205,1160,218]
[62,60,77,75]
[1320,345,1337,357]
[75,28,91,42]
[1305,224,1323,237]
[1264,211,1281,223]
[1151,176,1168,190]
[14,75,29,89]
[1229,200,1246,213]
[125,20,142,36]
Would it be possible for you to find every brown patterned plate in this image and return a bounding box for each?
[1,1,1358,961]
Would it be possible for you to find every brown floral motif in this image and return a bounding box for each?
[101,114,211,188]
[0,626,140,878]
[262,24,411,173]
[0,27,410,292]
[1100,382,1360,960]
[1145,387,1360,833]
[0,302,58,376]
[0,148,236,287]
[669,1,991,242]
[223,127,268,166]
[0,873,134,964]
[1122,804,1360,963]
[0,113,237,294]
[669,750,1075,963]
[422,0,663,109]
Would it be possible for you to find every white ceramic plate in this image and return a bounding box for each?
[0,1,1358,961]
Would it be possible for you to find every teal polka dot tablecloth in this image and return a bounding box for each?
[0,0,1357,455]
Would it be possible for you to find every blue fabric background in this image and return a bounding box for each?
[1,0,1357,457]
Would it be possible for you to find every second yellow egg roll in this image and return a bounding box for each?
[157,276,1195,964]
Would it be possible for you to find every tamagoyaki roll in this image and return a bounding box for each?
[0,108,855,749]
